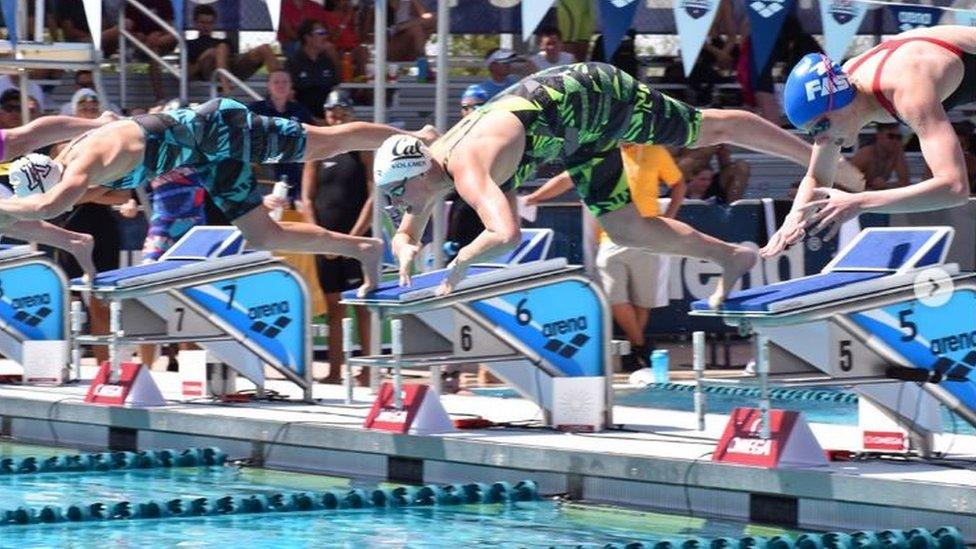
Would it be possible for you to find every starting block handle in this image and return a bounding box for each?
[693,331,706,432]
[109,300,122,382]
[70,300,86,382]
[391,318,403,409]
[342,317,354,404]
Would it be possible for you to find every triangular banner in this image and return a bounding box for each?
[265,0,282,34]
[171,0,183,32]
[745,0,796,77]
[819,0,867,61]
[887,4,943,32]
[82,0,102,52]
[597,0,641,61]
[0,0,17,44]
[521,0,556,42]
[673,0,721,77]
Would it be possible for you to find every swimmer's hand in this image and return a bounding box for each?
[395,240,420,287]
[412,124,439,145]
[118,198,140,219]
[800,187,864,242]
[436,260,466,297]
[759,210,808,258]
[834,159,866,192]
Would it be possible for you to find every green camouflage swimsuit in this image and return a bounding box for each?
[461,62,701,216]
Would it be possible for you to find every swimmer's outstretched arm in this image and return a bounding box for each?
[694,109,865,191]
[1,112,116,161]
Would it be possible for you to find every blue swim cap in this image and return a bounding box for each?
[783,53,856,129]
[461,84,488,104]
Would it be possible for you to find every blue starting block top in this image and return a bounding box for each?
[72,226,253,289]
[692,227,955,315]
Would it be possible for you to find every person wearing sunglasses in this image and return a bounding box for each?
[770,26,976,256]
[851,123,910,192]
[287,20,342,120]
[0,98,435,296]
[372,62,864,308]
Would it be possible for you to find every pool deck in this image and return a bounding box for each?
[0,369,973,538]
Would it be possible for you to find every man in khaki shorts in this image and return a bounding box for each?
[526,143,686,371]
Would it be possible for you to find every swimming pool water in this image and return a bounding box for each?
[0,443,799,548]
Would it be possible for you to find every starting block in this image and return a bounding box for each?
[0,244,70,384]
[693,227,976,457]
[71,226,313,403]
[344,254,615,431]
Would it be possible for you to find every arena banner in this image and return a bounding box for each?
[522,0,556,41]
[673,0,720,76]
[820,0,868,62]
[597,0,641,60]
[887,4,943,32]
[745,0,796,78]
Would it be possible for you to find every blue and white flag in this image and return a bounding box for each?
[819,0,867,61]
[597,0,641,60]
[953,10,976,27]
[522,0,556,41]
[674,0,720,77]
[888,4,943,32]
[745,0,796,75]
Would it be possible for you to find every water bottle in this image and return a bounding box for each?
[341,51,355,82]
[270,176,289,222]
[651,349,670,384]
[416,56,429,83]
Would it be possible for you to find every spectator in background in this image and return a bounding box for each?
[300,90,371,385]
[0,73,46,112]
[0,90,27,129]
[532,27,576,70]
[525,145,687,371]
[591,29,638,78]
[953,121,976,193]
[53,0,123,56]
[278,0,331,57]
[69,88,100,120]
[187,5,279,95]
[287,20,341,119]
[124,0,178,102]
[851,123,910,191]
[675,144,750,203]
[556,0,595,63]
[387,0,435,62]
[480,48,521,98]
[325,0,368,78]
[248,70,314,199]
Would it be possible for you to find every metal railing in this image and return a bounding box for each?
[209,68,261,102]
[118,0,187,107]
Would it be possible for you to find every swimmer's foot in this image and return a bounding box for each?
[708,245,757,309]
[69,233,96,283]
[356,238,384,297]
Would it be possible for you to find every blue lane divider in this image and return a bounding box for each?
[638,383,859,405]
[0,448,226,475]
[0,479,540,526]
[600,528,966,549]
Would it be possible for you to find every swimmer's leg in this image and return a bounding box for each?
[4,221,96,280]
[232,207,383,297]
[598,203,755,309]
[299,122,433,162]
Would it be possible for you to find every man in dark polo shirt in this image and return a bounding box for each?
[248,70,314,199]
[286,19,341,119]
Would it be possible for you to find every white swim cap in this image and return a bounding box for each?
[9,154,62,198]
[373,135,432,191]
